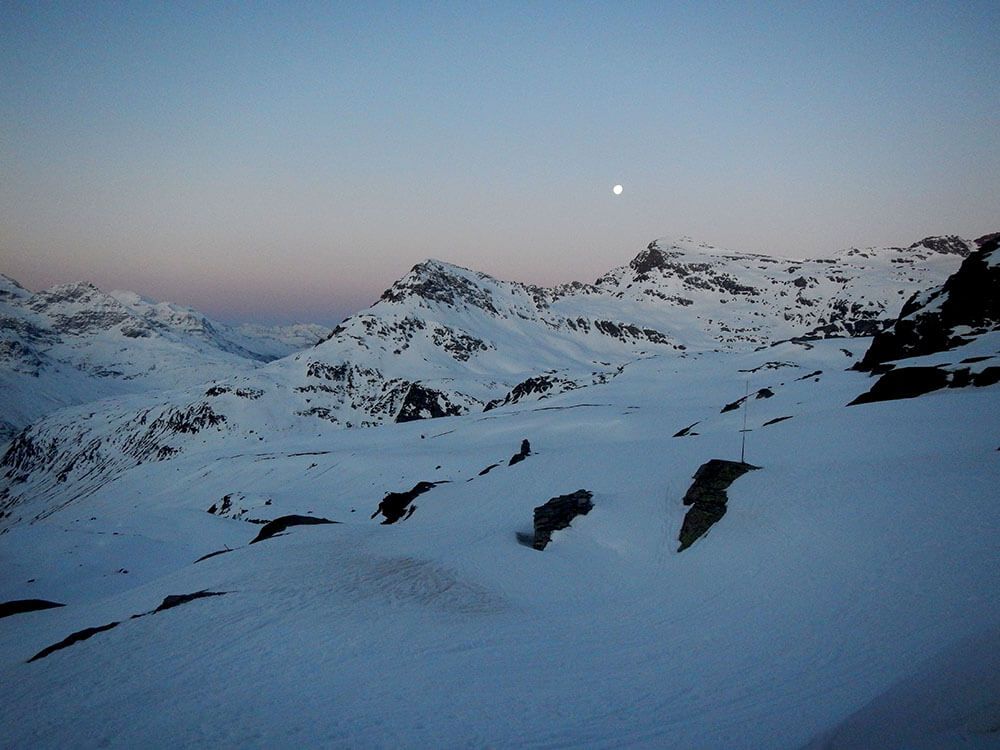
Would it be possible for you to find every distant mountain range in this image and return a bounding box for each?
[0,274,330,439]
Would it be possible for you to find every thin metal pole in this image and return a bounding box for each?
[741,378,749,464]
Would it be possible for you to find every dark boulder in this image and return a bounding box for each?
[678,459,759,552]
[519,489,594,550]
[508,439,531,466]
[371,481,441,524]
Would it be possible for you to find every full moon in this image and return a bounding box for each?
[613,184,623,195]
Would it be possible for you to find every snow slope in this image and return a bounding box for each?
[0,335,997,748]
[804,624,1000,749]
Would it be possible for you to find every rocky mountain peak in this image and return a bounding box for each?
[24,282,134,335]
[33,281,105,305]
[629,241,675,275]
[627,236,716,271]
[0,274,30,301]
[974,232,1000,252]
[907,235,972,257]
[379,259,501,315]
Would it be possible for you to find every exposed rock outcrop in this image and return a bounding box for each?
[857,233,1000,371]
[28,589,230,663]
[395,384,466,423]
[153,590,227,613]
[849,365,1000,405]
[28,621,121,663]
[849,367,951,405]
[371,481,442,524]
[849,233,1000,404]
[0,598,65,619]
[519,489,594,550]
[721,388,774,414]
[678,459,760,552]
[193,547,233,563]
[761,415,793,427]
[673,422,700,437]
[484,375,579,411]
[250,514,339,543]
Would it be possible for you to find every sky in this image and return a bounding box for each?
[1,1,998,324]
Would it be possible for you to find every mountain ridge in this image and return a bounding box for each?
[0,276,330,440]
[289,233,973,427]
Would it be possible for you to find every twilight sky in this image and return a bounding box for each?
[2,2,998,324]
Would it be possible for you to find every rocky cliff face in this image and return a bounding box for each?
[849,232,1000,405]
[857,234,1000,371]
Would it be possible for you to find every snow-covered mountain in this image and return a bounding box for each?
[0,232,997,748]
[254,233,974,426]
[0,275,330,439]
[0,235,974,525]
